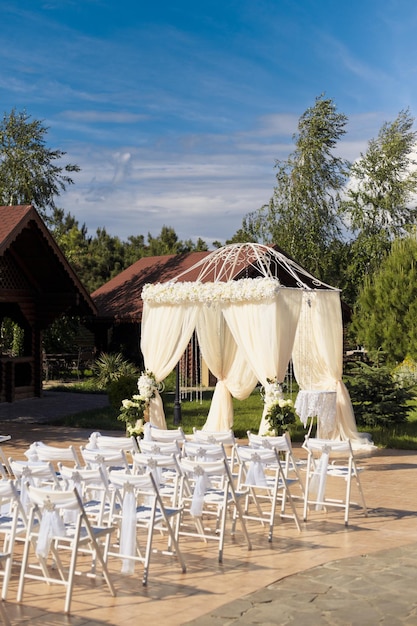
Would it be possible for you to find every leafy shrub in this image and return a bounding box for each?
[107,375,139,410]
[92,353,138,390]
[345,360,414,428]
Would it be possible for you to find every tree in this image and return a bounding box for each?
[0,109,80,217]
[233,95,349,284]
[84,227,126,293]
[352,234,417,365]
[341,108,417,298]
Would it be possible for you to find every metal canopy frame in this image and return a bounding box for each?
[171,243,338,290]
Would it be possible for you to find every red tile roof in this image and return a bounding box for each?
[0,205,96,318]
[0,204,34,250]
[91,251,212,321]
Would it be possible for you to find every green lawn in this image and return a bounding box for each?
[47,383,417,449]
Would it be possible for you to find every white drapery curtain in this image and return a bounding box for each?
[292,290,361,441]
[141,301,201,428]
[222,289,303,435]
[196,304,258,431]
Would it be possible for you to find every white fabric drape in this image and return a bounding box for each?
[222,289,303,435]
[196,304,258,431]
[141,301,201,428]
[292,290,361,441]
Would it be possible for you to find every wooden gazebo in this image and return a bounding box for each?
[0,205,97,402]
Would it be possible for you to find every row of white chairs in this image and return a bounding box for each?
[0,426,368,614]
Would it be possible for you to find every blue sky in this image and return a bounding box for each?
[1,0,417,246]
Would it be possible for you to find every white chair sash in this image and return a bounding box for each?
[36,507,66,558]
[24,442,39,462]
[119,484,137,575]
[143,423,152,441]
[63,472,83,523]
[146,458,162,488]
[308,445,330,510]
[246,453,267,487]
[86,431,101,450]
[190,466,209,517]
[19,468,32,514]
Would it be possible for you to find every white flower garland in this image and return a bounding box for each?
[141,277,282,305]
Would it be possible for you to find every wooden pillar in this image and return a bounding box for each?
[33,325,43,397]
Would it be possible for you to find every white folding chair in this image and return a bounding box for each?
[28,441,82,472]
[9,459,61,513]
[0,479,27,600]
[58,464,113,526]
[107,469,186,585]
[192,428,237,474]
[235,445,302,539]
[247,431,305,502]
[17,484,116,614]
[0,435,12,478]
[138,439,181,458]
[146,426,186,445]
[80,446,131,473]
[178,456,252,562]
[87,432,140,458]
[302,438,368,525]
[182,440,228,462]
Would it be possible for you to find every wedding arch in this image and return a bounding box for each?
[140,243,363,442]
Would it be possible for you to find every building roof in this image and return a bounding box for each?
[0,205,96,326]
[91,251,211,322]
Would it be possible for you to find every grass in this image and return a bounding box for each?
[46,380,417,449]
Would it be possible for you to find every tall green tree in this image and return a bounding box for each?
[146,226,208,256]
[341,108,417,301]
[84,227,126,293]
[352,234,417,365]
[234,95,349,284]
[0,109,80,218]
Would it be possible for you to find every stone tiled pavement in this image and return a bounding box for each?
[0,391,416,625]
[185,543,417,625]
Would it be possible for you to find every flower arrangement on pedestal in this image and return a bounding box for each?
[261,377,296,436]
[118,371,159,437]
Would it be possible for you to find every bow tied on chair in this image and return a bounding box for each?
[246,452,267,487]
[190,465,209,517]
[36,497,66,558]
[146,457,162,486]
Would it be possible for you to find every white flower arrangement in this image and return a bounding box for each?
[261,378,296,436]
[118,371,159,438]
[141,277,282,305]
[118,394,147,437]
